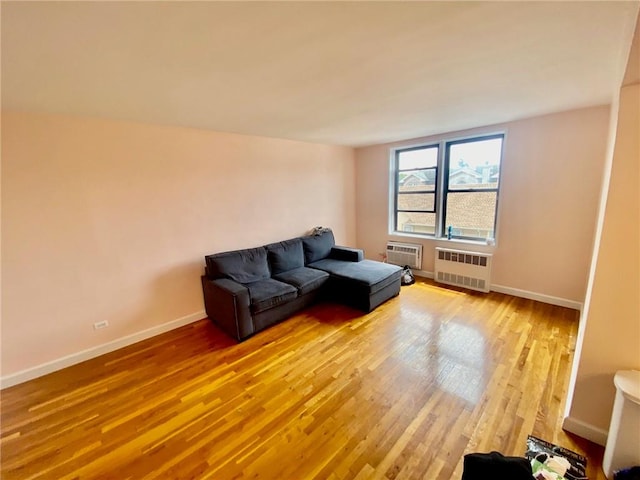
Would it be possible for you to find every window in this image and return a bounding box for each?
[392,133,504,242]
[395,145,439,235]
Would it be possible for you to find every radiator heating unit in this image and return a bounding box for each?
[434,247,492,293]
[386,242,423,270]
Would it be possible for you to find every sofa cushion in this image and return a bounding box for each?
[308,259,402,294]
[205,247,270,284]
[266,238,305,274]
[246,278,298,314]
[273,267,330,296]
[302,230,336,265]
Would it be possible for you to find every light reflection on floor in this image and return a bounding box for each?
[436,321,485,404]
[394,295,487,405]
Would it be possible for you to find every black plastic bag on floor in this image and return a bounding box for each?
[462,451,533,480]
[401,265,415,285]
[615,466,640,480]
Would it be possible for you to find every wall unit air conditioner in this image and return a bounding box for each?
[434,247,492,293]
[386,242,423,269]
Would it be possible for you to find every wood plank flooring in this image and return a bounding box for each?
[1,278,606,479]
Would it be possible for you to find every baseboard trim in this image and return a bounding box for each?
[1,310,206,389]
[412,269,434,279]
[412,270,582,311]
[491,284,583,311]
[562,416,608,446]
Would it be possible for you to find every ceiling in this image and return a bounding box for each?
[2,2,638,147]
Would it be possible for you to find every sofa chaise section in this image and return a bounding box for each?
[308,258,402,312]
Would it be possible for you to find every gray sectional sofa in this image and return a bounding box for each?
[201,230,402,341]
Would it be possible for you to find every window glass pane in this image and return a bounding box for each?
[397,192,435,211]
[398,147,438,170]
[445,192,497,239]
[399,169,436,192]
[448,137,502,190]
[396,212,436,235]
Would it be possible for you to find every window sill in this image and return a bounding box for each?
[390,231,496,249]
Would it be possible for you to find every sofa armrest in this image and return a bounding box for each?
[201,276,254,340]
[329,246,364,262]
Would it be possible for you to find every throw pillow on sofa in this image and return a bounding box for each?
[266,238,305,274]
[205,247,270,284]
[302,230,335,264]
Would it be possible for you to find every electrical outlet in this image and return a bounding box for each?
[93,320,109,330]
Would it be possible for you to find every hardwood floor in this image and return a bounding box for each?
[1,278,606,479]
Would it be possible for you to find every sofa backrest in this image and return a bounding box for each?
[302,230,336,264]
[265,238,305,275]
[205,247,270,284]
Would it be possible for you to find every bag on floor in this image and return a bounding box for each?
[526,435,587,480]
[401,265,415,286]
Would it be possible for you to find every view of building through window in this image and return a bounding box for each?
[394,134,503,241]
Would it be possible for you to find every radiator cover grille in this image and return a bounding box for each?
[434,247,492,293]
[386,242,423,269]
